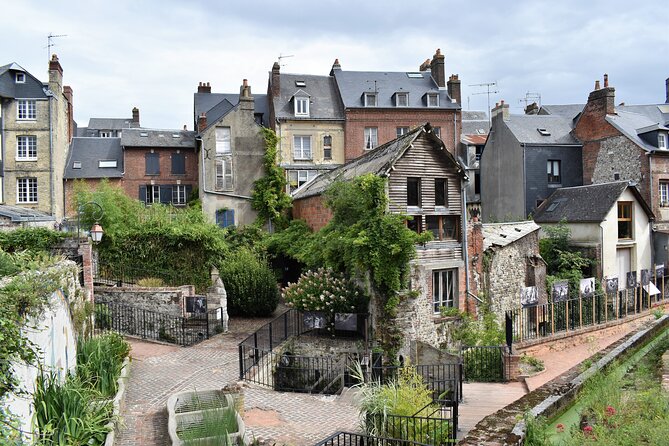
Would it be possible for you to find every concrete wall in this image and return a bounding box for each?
[94,285,196,317]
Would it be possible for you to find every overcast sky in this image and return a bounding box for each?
[2,0,666,130]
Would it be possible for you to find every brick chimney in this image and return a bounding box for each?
[491,100,510,121]
[419,58,431,72]
[132,107,140,126]
[198,113,207,132]
[665,77,669,103]
[447,74,461,104]
[430,48,446,88]
[329,58,342,76]
[197,82,211,94]
[48,54,63,92]
[270,62,281,98]
[239,79,254,112]
[586,74,615,117]
[63,86,74,141]
[525,102,539,115]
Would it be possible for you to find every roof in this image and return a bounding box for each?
[193,92,270,130]
[64,138,124,179]
[533,181,654,223]
[461,110,489,137]
[87,118,136,130]
[333,69,459,110]
[538,104,584,120]
[293,124,463,200]
[482,221,540,250]
[0,62,48,99]
[462,134,488,145]
[505,114,580,145]
[273,73,344,120]
[121,128,196,149]
[606,107,669,153]
[0,205,55,223]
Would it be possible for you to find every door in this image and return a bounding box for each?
[617,248,631,290]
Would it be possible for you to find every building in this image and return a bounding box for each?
[480,100,583,222]
[194,80,268,227]
[0,56,74,220]
[533,181,654,282]
[76,107,140,137]
[458,110,488,214]
[268,62,345,193]
[292,125,476,352]
[331,49,462,162]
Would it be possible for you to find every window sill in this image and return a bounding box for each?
[293,158,313,162]
[16,119,37,122]
[433,315,460,324]
[16,158,38,162]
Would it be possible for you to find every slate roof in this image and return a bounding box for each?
[333,69,459,110]
[64,138,124,179]
[0,62,48,99]
[273,73,344,120]
[482,221,540,251]
[193,92,270,130]
[0,205,55,222]
[538,104,584,120]
[505,114,580,145]
[87,117,135,131]
[121,128,196,149]
[606,107,669,153]
[461,110,489,136]
[533,181,653,223]
[292,124,463,200]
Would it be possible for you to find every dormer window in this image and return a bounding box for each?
[427,93,439,107]
[364,92,377,107]
[15,73,25,83]
[395,92,409,107]
[295,97,309,116]
[659,133,667,150]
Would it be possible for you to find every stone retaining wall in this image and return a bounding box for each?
[95,285,195,316]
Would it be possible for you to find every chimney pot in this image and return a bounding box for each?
[183,125,187,130]
[197,82,211,94]
[243,79,248,87]
[595,80,601,90]
[132,107,140,125]
[604,74,609,88]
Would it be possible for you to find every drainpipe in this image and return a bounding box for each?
[48,93,55,216]
[648,153,656,268]
[462,177,483,309]
[453,113,457,154]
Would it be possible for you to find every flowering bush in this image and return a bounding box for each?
[282,268,368,315]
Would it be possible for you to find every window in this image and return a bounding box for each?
[396,127,409,137]
[146,185,160,204]
[475,145,483,161]
[17,100,36,120]
[407,215,422,234]
[660,181,669,207]
[659,134,667,150]
[288,170,316,192]
[172,185,187,205]
[364,92,377,107]
[537,128,551,136]
[427,93,439,107]
[323,135,332,160]
[100,131,112,138]
[435,178,447,206]
[216,127,231,154]
[433,269,457,312]
[171,153,186,175]
[145,153,159,175]
[294,97,309,116]
[364,127,378,150]
[15,73,25,83]
[547,160,561,184]
[216,209,235,228]
[618,201,633,239]
[426,215,460,241]
[16,135,37,160]
[98,160,117,168]
[72,161,82,169]
[295,80,306,87]
[17,178,37,203]
[395,92,409,107]
[216,158,233,190]
[407,177,421,207]
[474,172,481,195]
[433,127,441,138]
[293,135,312,159]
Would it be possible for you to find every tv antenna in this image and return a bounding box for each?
[46,33,68,61]
[278,53,294,67]
[470,81,499,126]
[519,92,541,110]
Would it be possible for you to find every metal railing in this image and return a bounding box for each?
[314,432,431,446]
[94,262,186,287]
[366,407,457,445]
[461,345,508,382]
[370,361,463,403]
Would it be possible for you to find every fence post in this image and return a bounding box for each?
[566,300,569,332]
[239,345,244,379]
[551,301,554,335]
[535,306,539,338]
[579,295,583,329]
[604,292,608,322]
[284,311,288,340]
[269,322,273,351]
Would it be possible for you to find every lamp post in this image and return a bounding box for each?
[77,201,105,243]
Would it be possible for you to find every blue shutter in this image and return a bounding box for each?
[215,209,235,228]
[139,185,147,203]
[160,185,172,204]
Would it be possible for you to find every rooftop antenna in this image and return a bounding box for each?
[46,33,68,61]
[519,92,542,110]
[470,81,499,126]
[278,53,294,67]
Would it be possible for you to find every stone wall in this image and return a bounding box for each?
[94,285,195,316]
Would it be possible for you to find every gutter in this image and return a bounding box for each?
[1,100,5,200]
[48,92,55,216]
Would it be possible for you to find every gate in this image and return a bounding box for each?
[461,345,506,382]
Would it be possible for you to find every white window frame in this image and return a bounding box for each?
[216,158,233,190]
[659,133,667,150]
[427,93,439,107]
[364,92,377,107]
[16,135,37,161]
[215,127,231,154]
[433,269,457,313]
[364,127,378,150]
[146,185,160,204]
[17,177,37,203]
[547,159,561,184]
[294,97,309,117]
[172,185,187,205]
[323,135,332,159]
[396,127,409,137]
[99,131,112,138]
[288,170,316,192]
[15,73,25,83]
[17,100,36,120]
[99,160,118,168]
[660,181,669,207]
[395,92,409,107]
[293,135,312,160]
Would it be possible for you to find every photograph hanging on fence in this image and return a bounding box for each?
[579,277,595,299]
[303,311,327,329]
[656,264,665,279]
[641,269,651,286]
[552,280,569,302]
[521,286,538,307]
[626,271,637,289]
[334,313,358,331]
[186,295,207,314]
[604,276,619,294]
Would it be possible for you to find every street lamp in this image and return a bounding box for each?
[78,201,105,243]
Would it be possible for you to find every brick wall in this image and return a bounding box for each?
[292,195,333,231]
[122,148,198,200]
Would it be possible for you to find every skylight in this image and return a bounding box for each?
[172,134,180,138]
[295,80,306,87]
[406,72,423,78]
[99,160,117,168]
[140,132,148,137]
[546,202,560,212]
[72,161,82,169]
[537,128,551,136]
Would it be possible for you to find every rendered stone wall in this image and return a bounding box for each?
[94,285,195,316]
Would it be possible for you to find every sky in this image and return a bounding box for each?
[1,0,667,130]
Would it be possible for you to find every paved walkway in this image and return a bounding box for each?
[457,382,527,439]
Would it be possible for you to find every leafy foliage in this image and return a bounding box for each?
[76,332,130,397]
[0,228,66,254]
[452,301,505,347]
[219,248,279,316]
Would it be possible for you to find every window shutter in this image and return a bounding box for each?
[185,185,192,201]
[226,209,235,227]
[171,153,186,175]
[160,185,172,204]
[145,153,159,175]
[139,185,147,203]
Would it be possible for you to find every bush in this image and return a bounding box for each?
[282,268,368,314]
[0,228,66,254]
[77,332,130,397]
[219,248,279,317]
[137,277,166,287]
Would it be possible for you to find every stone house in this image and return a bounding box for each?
[330,49,462,162]
[533,181,654,283]
[0,56,74,220]
[292,125,480,353]
[267,62,346,193]
[194,80,268,227]
[480,100,583,222]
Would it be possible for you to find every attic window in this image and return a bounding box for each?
[15,73,25,83]
[295,80,306,87]
[406,72,423,78]
[427,93,439,107]
[72,161,82,169]
[546,202,560,212]
[395,92,409,107]
[172,134,180,138]
[476,129,486,134]
[364,92,377,107]
[659,133,667,150]
[140,132,149,137]
[99,160,117,168]
[537,128,551,136]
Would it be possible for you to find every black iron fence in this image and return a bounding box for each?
[370,359,463,403]
[507,285,667,344]
[461,345,508,382]
[94,262,185,287]
[94,301,224,347]
[314,432,430,446]
[366,403,457,445]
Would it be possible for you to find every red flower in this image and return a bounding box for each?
[583,425,593,436]
[606,405,616,416]
[556,423,565,433]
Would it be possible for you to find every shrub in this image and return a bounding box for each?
[0,228,66,254]
[76,332,130,397]
[219,248,279,317]
[137,277,166,287]
[282,268,368,314]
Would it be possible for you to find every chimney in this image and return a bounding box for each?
[525,102,539,115]
[183,125,187,131]
[586,74,615,116]
[447,74,461,104]
[430,48,446,88]
[329,58,341,76]
[197,82,211,94]
[270,62,281,98]
[665,77,669,103]
[48,54,63,91]
[198,113,207,132]
[63,86,74,142]
[239,79,254,112]
[419,58,431,72]
[491,100,510,121]
[132,107,140,126]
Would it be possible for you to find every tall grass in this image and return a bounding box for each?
[76,332,130,397]
[177,392,239,445]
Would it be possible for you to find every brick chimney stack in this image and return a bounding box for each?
[491,100,510,121]
[665,77,669,103]
[329,58,341,76]
[239,79,254,112]
[271,62,281,98]
[586,74,615,117]
[197,82,211,94]
[430,48,446,88]
[447,74,461,104]
[198,113,207,132]
[48,54,63,92]
[525,102,539,115]
[132,107,140,126]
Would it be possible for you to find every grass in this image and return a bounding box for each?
[76,332,130,397]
